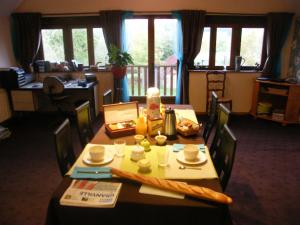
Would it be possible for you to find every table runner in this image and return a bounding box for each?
[67,144,218,180]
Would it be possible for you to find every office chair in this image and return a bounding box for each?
[103,89,113,105]
[43,76,69,112]
[210,103,231,152]
[202,91,218,144]
[210,124,237,191]
[54,119,76,176]
[75,101,94,147]
[206,71,232,112]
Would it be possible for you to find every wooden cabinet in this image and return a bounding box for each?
[251,80,300,125]
[11,90,37,111]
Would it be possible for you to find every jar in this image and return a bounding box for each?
[135,107,147,136]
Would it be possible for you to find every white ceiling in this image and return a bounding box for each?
[0,0,23,16]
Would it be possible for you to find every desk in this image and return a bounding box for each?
[46,105,231,225]
[10,80,98,119]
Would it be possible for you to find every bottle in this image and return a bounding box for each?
[135,107,147,136]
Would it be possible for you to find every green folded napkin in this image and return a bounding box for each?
[71,167,112,179]
[173,144,206,153]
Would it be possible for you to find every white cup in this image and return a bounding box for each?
[157,146,170,167]
[89,145,105,162]
[114,139,126,157]
[183,145,199,161]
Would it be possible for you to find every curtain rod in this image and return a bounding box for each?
[42,11,265,18]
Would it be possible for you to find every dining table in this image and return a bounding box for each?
[45,105,232,225]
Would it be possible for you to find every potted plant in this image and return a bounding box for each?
[108,44,133,79]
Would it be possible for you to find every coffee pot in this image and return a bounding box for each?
[235,56,245,71]
[164,107,177,140]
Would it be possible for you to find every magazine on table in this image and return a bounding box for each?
[60,180,122,208]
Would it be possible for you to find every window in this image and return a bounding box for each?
[93,28,108,65]
[240,28,264,66]
[194,15,266,70]
[194,27,211,67]
[41,29,65,62]
[72,29,89,66]
[41,16,108,67]
[215,28,232,67]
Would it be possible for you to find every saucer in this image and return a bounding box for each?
[176,151,207,165]
[83,151,114,166]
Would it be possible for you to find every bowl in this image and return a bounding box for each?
[155,135,167,145]
[89,145,105,162]
[134,134,144,144]
[137,159,151,173]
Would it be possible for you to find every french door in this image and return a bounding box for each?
[125,16,178,102]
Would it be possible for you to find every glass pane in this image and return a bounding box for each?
[41,29,65,62]
[155,19,177,96]
[72,28,88,66]
[125,19,148,96]
[194,27,211,67]
[93,28,108,66]
[240,28,264,66]
[215,28,232,67]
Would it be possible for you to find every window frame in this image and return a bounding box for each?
[197,15,267,71]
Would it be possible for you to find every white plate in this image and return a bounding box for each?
[176,151,207,165]
[82,151,114,166]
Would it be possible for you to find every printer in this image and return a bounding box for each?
[0,67,34,89]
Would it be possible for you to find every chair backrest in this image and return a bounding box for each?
[210,124,237,190]
[54,119,76,176]
[103,89,113,105]
[43,76,64,95]
[75,101,94,147]
[210,103,231,152]
[206,71,227,111]
[203,91,218,144]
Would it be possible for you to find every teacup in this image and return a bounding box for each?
[89,145,105,162]
[155,135,167,145]
[183,145,199,161]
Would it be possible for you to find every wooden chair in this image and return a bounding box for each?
[202,91,218,144]
[54,119,76,176]
[210,124,237,190]
[103,89,113,105]
[206,71,232,113]
[210,103,231,152]
[75,101,94,147]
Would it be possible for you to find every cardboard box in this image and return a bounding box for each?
[103,101,138,138]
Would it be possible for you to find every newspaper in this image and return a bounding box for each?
[60,180,122,208]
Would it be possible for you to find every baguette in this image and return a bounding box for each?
[111,167,232,205]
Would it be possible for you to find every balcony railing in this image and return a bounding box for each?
[126,65,177,96]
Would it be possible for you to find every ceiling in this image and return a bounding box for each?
[0,0,23,16]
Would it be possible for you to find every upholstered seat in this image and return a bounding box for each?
[210,124,237,190]
[54,119,76,176]
[75,101,94,147]
[202,91,218,144]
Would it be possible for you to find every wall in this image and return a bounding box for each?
[190,71,260,113]
[15,0,298,14]
[0,16,15,67]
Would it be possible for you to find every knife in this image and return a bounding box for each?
[76,170,109,174]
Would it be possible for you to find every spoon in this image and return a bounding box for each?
[179,165,202,170]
